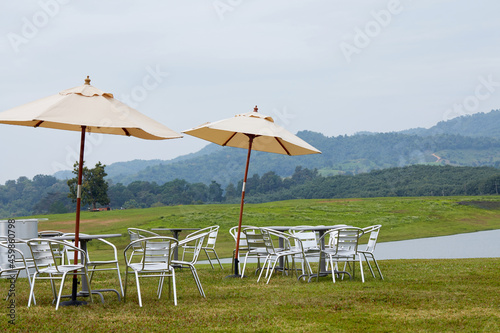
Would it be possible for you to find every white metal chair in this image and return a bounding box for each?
[202,226,224,269]
[181,226,223,269]
[288,227,320,280]
[358,225,384,280]
[27,238,93,310]
[258,228,309,284]
[0,237,36,304]
[229,225,256,274]
[240,227,270,278]
[62,233,124,298]
[172,231,209,298]
[123,236,178,307]
[317,227,365,283]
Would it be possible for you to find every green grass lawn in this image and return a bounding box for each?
[2,196,500,331]
[2,259,499,332]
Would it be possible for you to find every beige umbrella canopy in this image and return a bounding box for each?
[183,106,321,277]
[184,107,320,156]
[0,76,181,304]
[0,76,179,140]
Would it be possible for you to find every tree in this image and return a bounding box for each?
[208,181,223,202]
[68,161,110,210]
[224,183,237,202]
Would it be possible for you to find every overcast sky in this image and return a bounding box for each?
[1,0,499,184]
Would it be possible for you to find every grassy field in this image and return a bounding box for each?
[2,196,500,331]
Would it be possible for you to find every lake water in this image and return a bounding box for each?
[201,229,500,264]
[374,229,500,260]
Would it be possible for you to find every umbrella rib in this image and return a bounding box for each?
[222,132,237,146]
[122,128,131,136]
[275,137,291,156]
[34,121,44,128]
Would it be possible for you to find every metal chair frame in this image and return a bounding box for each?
[27,238,93,310]
[123,236,178,307]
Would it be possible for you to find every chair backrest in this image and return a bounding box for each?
[128,228,160,241]
[125,236,178,269]
[178,232,208,264]
[230,225,254,251]
[361,225,382,253]
[289,227,318,250]
[322,227,364,256]
[262,228,294,255]
[205,226,219,249]
[27,239,85,273]
[127,228,160,252]
[60,233,86,264]
[242,227,268,254]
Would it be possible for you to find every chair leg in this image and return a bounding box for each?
[115,264,124,297]
[188,265,205,297]
[55,274,67,310]
[204,249,215,269]
[330,257,336,283]
[358,255,365,283]
[207,249,224,270]
[362,253,376,278]
[123,270,128,303]
[171,269,177,306]
[266,258,281,284]
[28,272,37,308]
[365,253,384,280]
[257,256,270,283]
[134,272,142,307]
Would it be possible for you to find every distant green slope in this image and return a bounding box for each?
[57,109,500,187]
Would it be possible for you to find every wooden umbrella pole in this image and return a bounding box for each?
[74,126,86,256]
[232,135,254,276]
[70,125,86,303]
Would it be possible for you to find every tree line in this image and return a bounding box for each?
[1,164,500,219]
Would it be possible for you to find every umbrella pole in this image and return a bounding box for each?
[61,126,87,306]
[227,135,254,278]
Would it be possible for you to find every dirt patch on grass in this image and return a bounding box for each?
[457,201,500,210]
[44,218,124,229]
[318,199,363,203]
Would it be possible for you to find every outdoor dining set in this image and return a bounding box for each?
[0,224,383,310]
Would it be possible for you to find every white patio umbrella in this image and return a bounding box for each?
[0,76,182,303]
[183,106,321,277]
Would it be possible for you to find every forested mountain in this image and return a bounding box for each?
[100,131,500,189]
[65,110,498,188]
[402,109,500,138]
[50,110,500,188]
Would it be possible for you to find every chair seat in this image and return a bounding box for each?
[128,262,171,272]
[39,264,85,275]
[88,260,119,265]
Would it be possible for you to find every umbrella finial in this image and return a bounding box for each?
[254,105,258,112]
[84,76,91,85]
